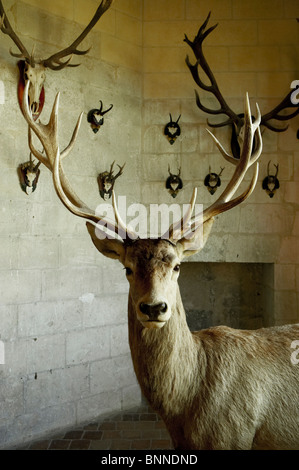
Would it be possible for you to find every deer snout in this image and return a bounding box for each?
[138,302,168,326]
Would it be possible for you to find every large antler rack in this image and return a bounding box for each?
[184,11,299,133]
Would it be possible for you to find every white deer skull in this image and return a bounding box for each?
[23,62,46,116]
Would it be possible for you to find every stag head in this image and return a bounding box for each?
[0,0,113,118]
[20,82,262,329]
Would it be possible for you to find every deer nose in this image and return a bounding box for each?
[139,302,168,321]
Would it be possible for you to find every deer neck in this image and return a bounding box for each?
[127,284,205,417]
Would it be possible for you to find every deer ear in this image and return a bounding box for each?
[177,218,214,259]
[86,222,125,261]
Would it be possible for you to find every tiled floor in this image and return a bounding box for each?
[18,404,174,450]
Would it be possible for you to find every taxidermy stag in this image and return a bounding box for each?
[184,12,299,158]
[21,82,299,450]
[0,0,112,118]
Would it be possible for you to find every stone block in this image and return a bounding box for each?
[233,0,283,19]
[144,0,185,21]
[186,0,232,19]
[0,377,23,421]
[0,269,41,305]
[101,34,142,71]
[230,46,280,72]
[41,266,103,301]
[279,237,299,264]
[82,293,128,328]
[274,264,296,291]
[116,11,142,46]
[18,300,82,337]
[66,326,111,365]
[25,334,66,374]
[116,0,142,18]
[77,389,121,424]
[110,324,130,357]
[23,0,73,19]
[90,355,136,394]
[258,19,297,46]
[25,365,89,412]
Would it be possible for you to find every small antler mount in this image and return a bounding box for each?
[166,165,183,198]
[18,152,41,195]
[87,100,113,133]
[164,114,181,145]
[98,161,125,200]
[262,161,279,198]
[204,166,224,195]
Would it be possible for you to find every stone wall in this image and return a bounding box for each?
[0,0,298,449]
[0,0,142,449]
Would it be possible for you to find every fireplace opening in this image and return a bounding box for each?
[179,262,274,331]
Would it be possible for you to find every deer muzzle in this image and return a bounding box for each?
[138,302,169,329]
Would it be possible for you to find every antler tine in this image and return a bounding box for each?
[261,89,299,132]
[200,93,262,223]
[205,95,262,168]
[22,80,94,212]
[24,80,136,241]
[42,0,113,70]
[0,0,31,62]
[113,162,126,181]
[164,188,198,241]
[53,149,116,230]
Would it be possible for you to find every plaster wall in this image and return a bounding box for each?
[0,0,298,449]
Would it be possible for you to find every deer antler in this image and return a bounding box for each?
[22,80,136,240]
[165,94,262,242]
[260,91,299,132]
[0,0,113,68]
[185,11,299,133]
[0,1,32,63]
[42,0,113,70]
[184,12,242,130]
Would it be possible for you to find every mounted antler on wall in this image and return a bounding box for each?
[184,12,299,158]
[164,114,181,145]
[0,0,113,119]
[98,161,125,201]
[18,152,41,195]
[262,161,280,198]
[87,100,113,133]
[166,165,183,198]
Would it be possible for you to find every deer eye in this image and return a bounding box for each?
[173,264,180,272]
[124,267,133,276]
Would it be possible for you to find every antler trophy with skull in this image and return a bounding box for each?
[0,0,113,119]
[166,165,183,198]
[184,12,299,158]
[18,152,41,195]
[98,161,126,201]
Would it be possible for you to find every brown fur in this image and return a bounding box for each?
[86,230,299,450]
